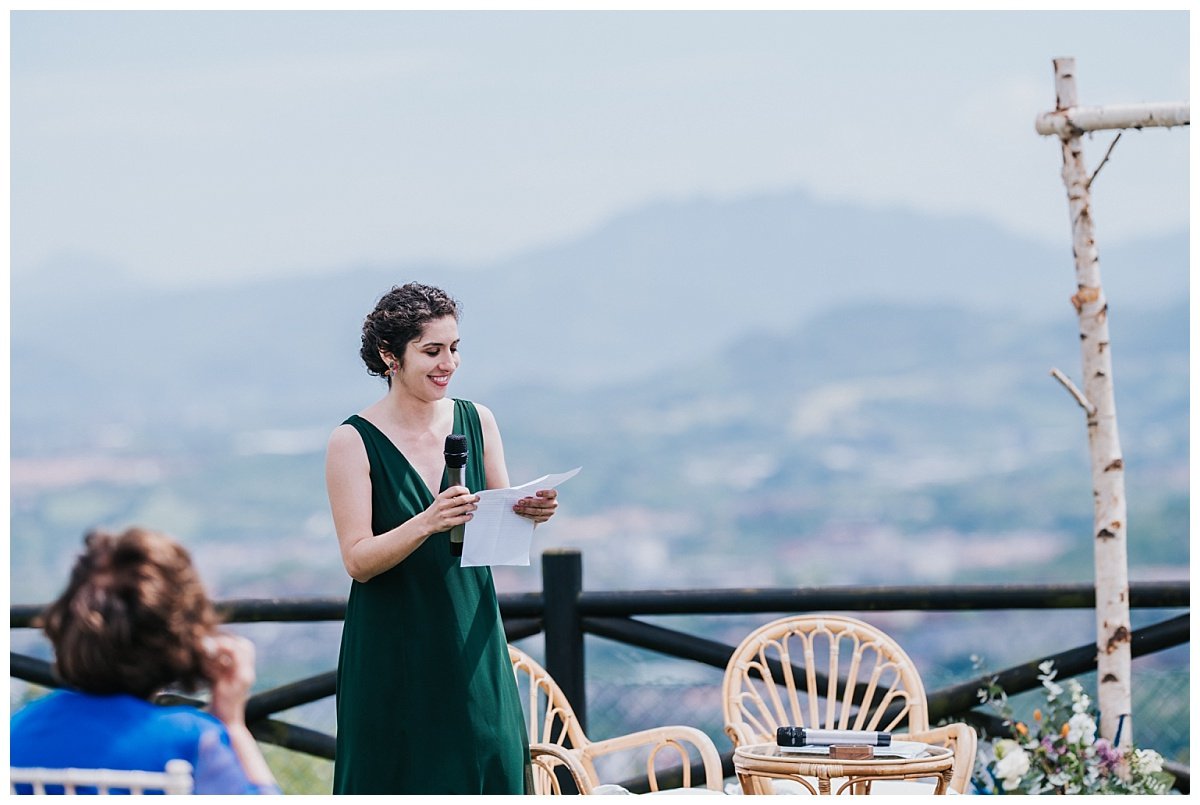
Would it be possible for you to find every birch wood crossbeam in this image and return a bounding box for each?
[1036,102,1189,136]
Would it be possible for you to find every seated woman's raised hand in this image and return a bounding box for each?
[203,633,257,728]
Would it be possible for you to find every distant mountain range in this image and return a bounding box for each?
[488,293,1188,583]
[9,189,1188,604]
[10,188,1187,458]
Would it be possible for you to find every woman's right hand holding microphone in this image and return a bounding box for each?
[423,486,478,536]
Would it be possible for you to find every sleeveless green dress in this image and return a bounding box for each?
[333,399,531,794]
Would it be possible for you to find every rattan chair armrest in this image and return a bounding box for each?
[578,725,725,792]
[530,741,595,794]
[900,722,978,794]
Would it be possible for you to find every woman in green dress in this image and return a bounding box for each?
[325,283,558,794]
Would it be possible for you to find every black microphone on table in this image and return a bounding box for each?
[777,727,892,748]
[444,434,469,557]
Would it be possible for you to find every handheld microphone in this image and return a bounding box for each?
[444,434,468,557]
[777,727,892,748]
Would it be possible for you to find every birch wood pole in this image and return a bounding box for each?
[1035,101,1189,136]
[1045,57,1131,748]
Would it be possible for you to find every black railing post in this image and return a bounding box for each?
[543,549,586,733]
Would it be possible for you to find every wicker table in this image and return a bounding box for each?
[733,741,955,795]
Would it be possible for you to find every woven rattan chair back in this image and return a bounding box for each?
[509,644,589,751]
[722,614,929,749]
[509,645,592,793]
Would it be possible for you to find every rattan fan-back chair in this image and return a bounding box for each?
[509,645,725,795]
[721,614,977,794]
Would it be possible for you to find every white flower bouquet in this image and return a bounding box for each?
[971,660,1174,795]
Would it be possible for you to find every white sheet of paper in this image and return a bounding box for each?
[459,467,581,567]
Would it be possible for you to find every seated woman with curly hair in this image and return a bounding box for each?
[10,527,280,794]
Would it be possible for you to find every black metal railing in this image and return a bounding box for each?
[11,549,1190,793]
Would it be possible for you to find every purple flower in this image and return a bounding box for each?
[1093,739,1122,771]
[1041,736,1067,756]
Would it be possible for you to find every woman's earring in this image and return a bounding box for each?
[389,362,399,377]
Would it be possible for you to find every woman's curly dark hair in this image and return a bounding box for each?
[360,283,461,381]
[41,528,219,700]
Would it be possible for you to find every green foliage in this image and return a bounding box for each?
[260,744,333,795]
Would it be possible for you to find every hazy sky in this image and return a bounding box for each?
[9,9,1191,287]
